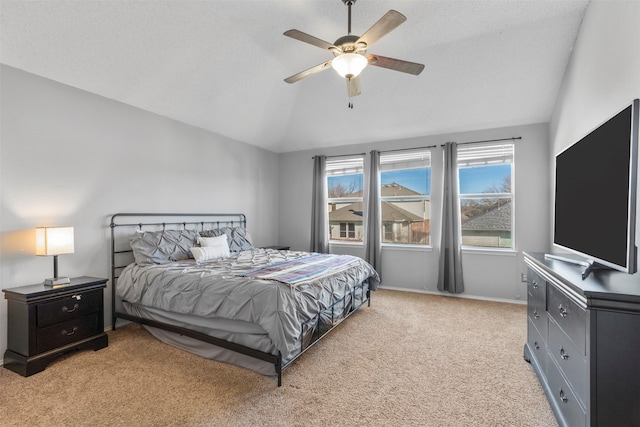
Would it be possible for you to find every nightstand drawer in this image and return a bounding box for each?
[37,290,102,327]
[36,313,100,353]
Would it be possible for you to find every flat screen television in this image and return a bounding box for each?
[552,99,639,278]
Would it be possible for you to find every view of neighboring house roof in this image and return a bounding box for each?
[329,202,364,222]
[461,200,512,231]
[346,182,425,198]
[329,201,423,223]
[381,183,424,197]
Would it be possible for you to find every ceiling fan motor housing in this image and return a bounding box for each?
[332,35,367,55]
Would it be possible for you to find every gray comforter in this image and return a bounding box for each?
[116,248,379,360]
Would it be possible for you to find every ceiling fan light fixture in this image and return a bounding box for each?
[331,53,368,79]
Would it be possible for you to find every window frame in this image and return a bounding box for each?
[379,148,432,247]
[326,155,365,245]
[457,142,515,251]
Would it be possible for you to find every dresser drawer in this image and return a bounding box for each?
[547,357,586,427]
[548,316,587,406]
[36,313,100,353]
[37,290,102,328]
[527,269,546,308]
[528,300,547,341]
[527,318,548,377]
[547,284,586,355]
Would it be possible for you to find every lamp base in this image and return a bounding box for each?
[44,277,71,287]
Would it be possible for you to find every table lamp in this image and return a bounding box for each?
[36,226,74,286]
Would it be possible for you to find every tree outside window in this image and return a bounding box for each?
[327,156,364,243]
[457,143,514,249]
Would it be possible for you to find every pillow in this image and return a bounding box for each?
[129,229,198,265]
[199,226,254,252]
[190,244,230,262]
[199,235,228,248]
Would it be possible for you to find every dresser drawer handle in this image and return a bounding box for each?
[534,341,540,350]
[533,309,540,319]
[559,389,568,403]
[61,326,78,336]
[560,347,569,360]
[557,304,568,317]
[62,303,80,313]
[532,280,539,289]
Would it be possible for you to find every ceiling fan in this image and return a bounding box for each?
[283,0,425,108]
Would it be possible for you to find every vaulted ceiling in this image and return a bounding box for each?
[1,0,589,153]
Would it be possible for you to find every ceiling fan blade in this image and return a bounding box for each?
[284,60,333,84]
[356,10,406,49]
[347,76,361,97]
[284,29,339,51]
[366,54,425,75]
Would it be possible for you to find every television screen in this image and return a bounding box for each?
[554,99,638,274]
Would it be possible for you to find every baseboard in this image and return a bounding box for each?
[377,285,526,305]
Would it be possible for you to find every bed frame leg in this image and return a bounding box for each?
[276,352,283,387]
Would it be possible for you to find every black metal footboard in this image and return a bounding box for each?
[282,280,371,378]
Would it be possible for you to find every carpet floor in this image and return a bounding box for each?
[0,289,557,426]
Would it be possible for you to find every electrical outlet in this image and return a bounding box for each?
[521,273,528,282]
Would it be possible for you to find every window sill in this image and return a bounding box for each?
[461,247,517,256]
[382,244,432,252]
[329,241,364,248]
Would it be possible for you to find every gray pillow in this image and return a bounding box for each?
[130,229,198,265]
[199,226,253,252]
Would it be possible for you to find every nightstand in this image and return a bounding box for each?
[262,245,290,250]
[3,276,108,376]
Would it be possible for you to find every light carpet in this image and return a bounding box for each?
[0,289,557,426]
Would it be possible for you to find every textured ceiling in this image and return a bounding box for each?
[0,0,589,153]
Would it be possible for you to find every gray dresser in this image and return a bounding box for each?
[523,252,640,426]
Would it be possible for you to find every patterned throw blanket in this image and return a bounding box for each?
[240,253,359,284]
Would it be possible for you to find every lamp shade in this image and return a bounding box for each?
[331,53,368,79]
[36,227,74,256]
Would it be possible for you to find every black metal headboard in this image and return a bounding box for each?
[109,212,246,327]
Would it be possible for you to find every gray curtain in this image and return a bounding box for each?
[365,150,382,280]
[310,155,329,253]
[438,143,464,293]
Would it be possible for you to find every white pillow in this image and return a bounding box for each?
[190,244,230,262]
[199,235,228,247]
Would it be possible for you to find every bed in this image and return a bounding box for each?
[110,213,379,386]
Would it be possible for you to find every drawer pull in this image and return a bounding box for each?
[559,389,568,403]
[560,347,569,360]
[61,327,78,336]
[534,341,540,350]
[62,303,80,313]
[532,280,539,289]
[533,309,540,319]
[557,304,568,317]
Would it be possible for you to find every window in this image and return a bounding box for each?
[340,223,356,238]
[379,148,431,245]
[457,142,514,249]
[327,155,364,243]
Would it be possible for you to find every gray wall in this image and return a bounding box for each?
[549,1,640,266]
[0,65,280,360]
[278,123,551,303]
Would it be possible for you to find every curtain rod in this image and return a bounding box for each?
[377,144,437,154]
[314,136,521,158]
[312,152,366,159]
[441,136,522,147]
